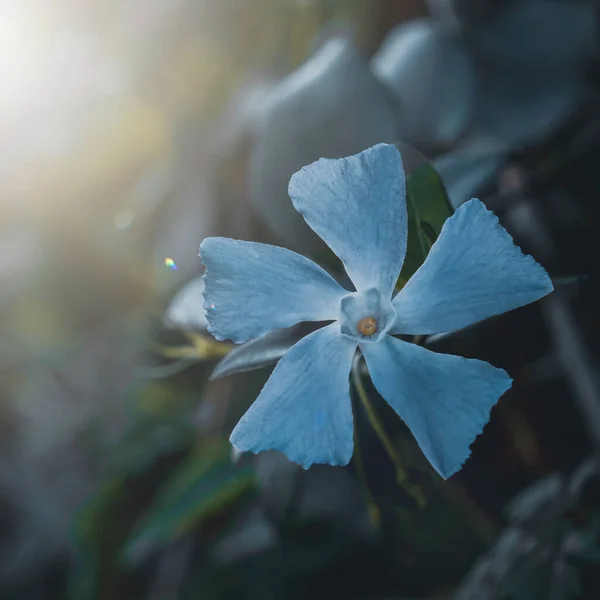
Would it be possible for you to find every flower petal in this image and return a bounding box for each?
[288,143,407,297]
[392,199,553,335]
[230,323,357,469]
[200,237,348,344]
[361,336,512,479]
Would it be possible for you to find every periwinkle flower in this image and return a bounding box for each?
[200,144,553,479]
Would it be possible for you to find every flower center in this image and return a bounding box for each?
[357,316,377,336]
[339,288,396,343]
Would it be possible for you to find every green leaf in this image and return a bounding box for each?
[109,415,193,475]
[122,442,255,563]
[68,469,170,600]
[68,414,193,599]
[398,163,453,288]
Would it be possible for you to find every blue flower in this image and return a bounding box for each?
[200,144,553,479]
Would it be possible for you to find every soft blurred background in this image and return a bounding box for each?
[2,0,600,598]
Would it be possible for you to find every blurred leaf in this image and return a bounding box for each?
[210,326,303,380]
[564,521,600,565]
[508,552,583,600]
[68,390,196,599]
[569,455,600,509]
[457,456,600,600]
[398,163,453,288]
[551,562,583,600]
[109,416,193,475]
[69,479,128,600]
[67,378,199,599]
[505,473,567,525]
[69,458,180,600]
[122,442,255,564]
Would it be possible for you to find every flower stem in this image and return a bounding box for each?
[352,420,381,529]
[351,355,426,508]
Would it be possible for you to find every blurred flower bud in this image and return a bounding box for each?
[163,277,208,332]
[371,19,476,152]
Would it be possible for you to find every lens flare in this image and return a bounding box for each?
[164,258,178,270]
